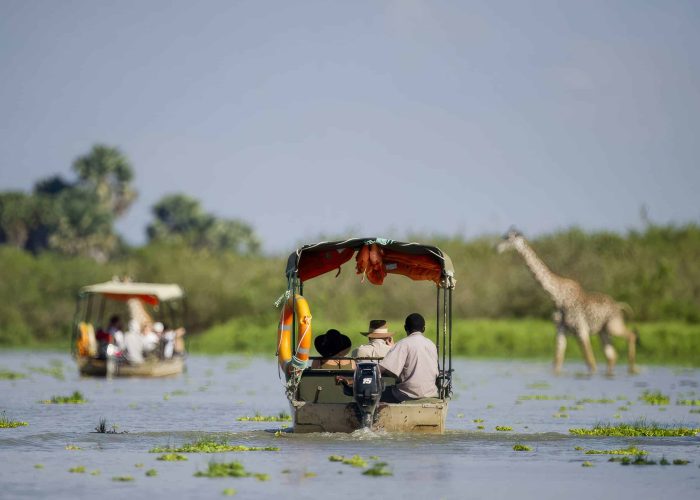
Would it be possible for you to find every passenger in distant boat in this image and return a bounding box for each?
[123,319,145,364]
[311,329,356,369]
[352,320,394,360]
[379,313,438,403]
[142,322,161,356]
[162,324,186,358]
[107,315,125,351]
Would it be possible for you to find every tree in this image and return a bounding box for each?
[72,144,136,216]
[0,192,34,248]
[147,193,260,254]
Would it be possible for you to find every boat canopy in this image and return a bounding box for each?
[285,237,455,288]
[80,281,185,305]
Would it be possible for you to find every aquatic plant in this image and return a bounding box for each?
[569,420,700,437]
[363,462,393,476]
[495,426,513,431]
[574,446,584,451]
[476,425,485,430]
[689,409,700,414]
[677,399,700,406]
[222,488,237,496]
[41,391,86,404]
[157,453,188,461]
[69,466,86,473]
[134,463,144,468]
[576,398,615,404]
[328,455,368,467]
[95,418,107,433]
[526,382,551,389]
[672,459,689,465]
[27,362,64,380]
[303,471,317,478]
[616,455,656,465]
[0,411,28,428]
[639,390,670,405]
[518,395,570,401]
[112,475,135,482]
[90,470,100,476]
[552,412,569,419]
[0,369,26,380]
[236,411,291,422]
[34,464,43,469]
[584,447,647,456]
[473,419,484,423]
[151,438,279,453]
[65,444,81,450]
[512,444,532,451]
[145,469,157,477]
[581,461,593,467]
[194,461,268,481]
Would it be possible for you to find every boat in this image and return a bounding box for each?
[72,280,188,377]
[278,238,456,433]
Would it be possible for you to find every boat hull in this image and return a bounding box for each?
[77,356,185,377]
[292,400,447,433]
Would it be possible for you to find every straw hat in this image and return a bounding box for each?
[361,320,394,339]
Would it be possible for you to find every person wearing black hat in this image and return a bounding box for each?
[379,313,438,402]
[311,329,356,369]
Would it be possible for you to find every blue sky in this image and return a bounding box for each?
[1,0,698,253]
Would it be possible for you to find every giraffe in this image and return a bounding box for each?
[497,229,638,375]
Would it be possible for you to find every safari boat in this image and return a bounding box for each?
[72,280,188,377]
[278,238,456,433]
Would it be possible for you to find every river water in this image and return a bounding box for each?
[1,352,699,499]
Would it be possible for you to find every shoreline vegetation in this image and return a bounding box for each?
[0,224,699,367]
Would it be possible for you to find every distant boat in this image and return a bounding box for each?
[72,280,188,378]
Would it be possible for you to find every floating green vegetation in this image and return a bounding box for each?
[689,409,700,414]
[513,444,532,451]
[574,446,584,451]
[526,382,551,390]
[518,395,570,401]
[476,425,485,430]
[328,455,368,468]
[486,404,495,409]
[222,488,237,496]
[569,421,700,437]
[581,461,593,467]
[473,418,484,423]
[576,398,615,404]
[614,455,657,465]
[134,463,144,468]
[41,391,86,404]
[94,418,123,434]
[617,406,630,412]
[0,369,26,380]
[68,466,86,473]
[34,464,44,469]
[27,361,65,380]
[552,412,569,419]
[151,438,279,454]
[303,471,317,478]
[639,390,670,405]
[584,446,647,456]
[65,444,81,450]
[672,459,689,465]
[157,453,188,461]
[90,470,100,476]
[0,411,28,428]
[363,462,393,476]
[456,413,464,418]
[194,461,269,481]
[495,426,513,431]
[677,399,700,406]
[112,475,134,482]
[145,469,158,477]
[236,412,291,422]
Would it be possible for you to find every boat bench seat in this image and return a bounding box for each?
[298,369,397,404]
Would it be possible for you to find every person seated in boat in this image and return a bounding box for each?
[352,320,394,360]
[160,324,186,358]
[311,329,356,370]
[123,319,145,364]
[106,315,126,351]
[141,321,162,357]
[378,313,438,403]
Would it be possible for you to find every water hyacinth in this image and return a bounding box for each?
[639,390,670,406]
[157,453,188,461]
[194,461,268,481]
[495,426,513,431]
[0,411,28,428]
[236,412,291,422]
[584,447,647,456]
[513,444,533,451]
[41,391,86,404]
[569,420,700,437]
[150,438,279,453]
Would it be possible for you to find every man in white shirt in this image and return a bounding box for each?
[379,313,439,403]
[353,320,394,360]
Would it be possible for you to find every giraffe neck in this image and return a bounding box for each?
[514,239,562,303]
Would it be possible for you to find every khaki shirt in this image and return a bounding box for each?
[379,332,438,400]
[353,339,392,359]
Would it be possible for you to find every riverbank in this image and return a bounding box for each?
[189,318,700,366]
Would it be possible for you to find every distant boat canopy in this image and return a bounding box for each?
[285,237,456,288]
[80,281,185,305]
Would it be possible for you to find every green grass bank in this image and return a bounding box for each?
[189,318,700,367]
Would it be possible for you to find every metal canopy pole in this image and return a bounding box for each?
[435,287,441,373]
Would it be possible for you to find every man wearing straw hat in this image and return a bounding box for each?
[353,320,395,360]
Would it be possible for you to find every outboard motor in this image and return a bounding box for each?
[353,362,383,428]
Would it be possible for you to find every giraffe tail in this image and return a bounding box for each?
[618,302,634,317]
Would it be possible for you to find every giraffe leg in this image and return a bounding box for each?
[576,325,597,374]
[599,331,617,377]
[607,316,638,374]
[553,324,567,375]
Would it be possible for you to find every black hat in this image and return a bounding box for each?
[314,329,352,358]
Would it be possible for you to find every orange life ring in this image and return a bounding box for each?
[277,294,312,376]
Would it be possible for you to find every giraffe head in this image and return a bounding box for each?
[496,227,524,253]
